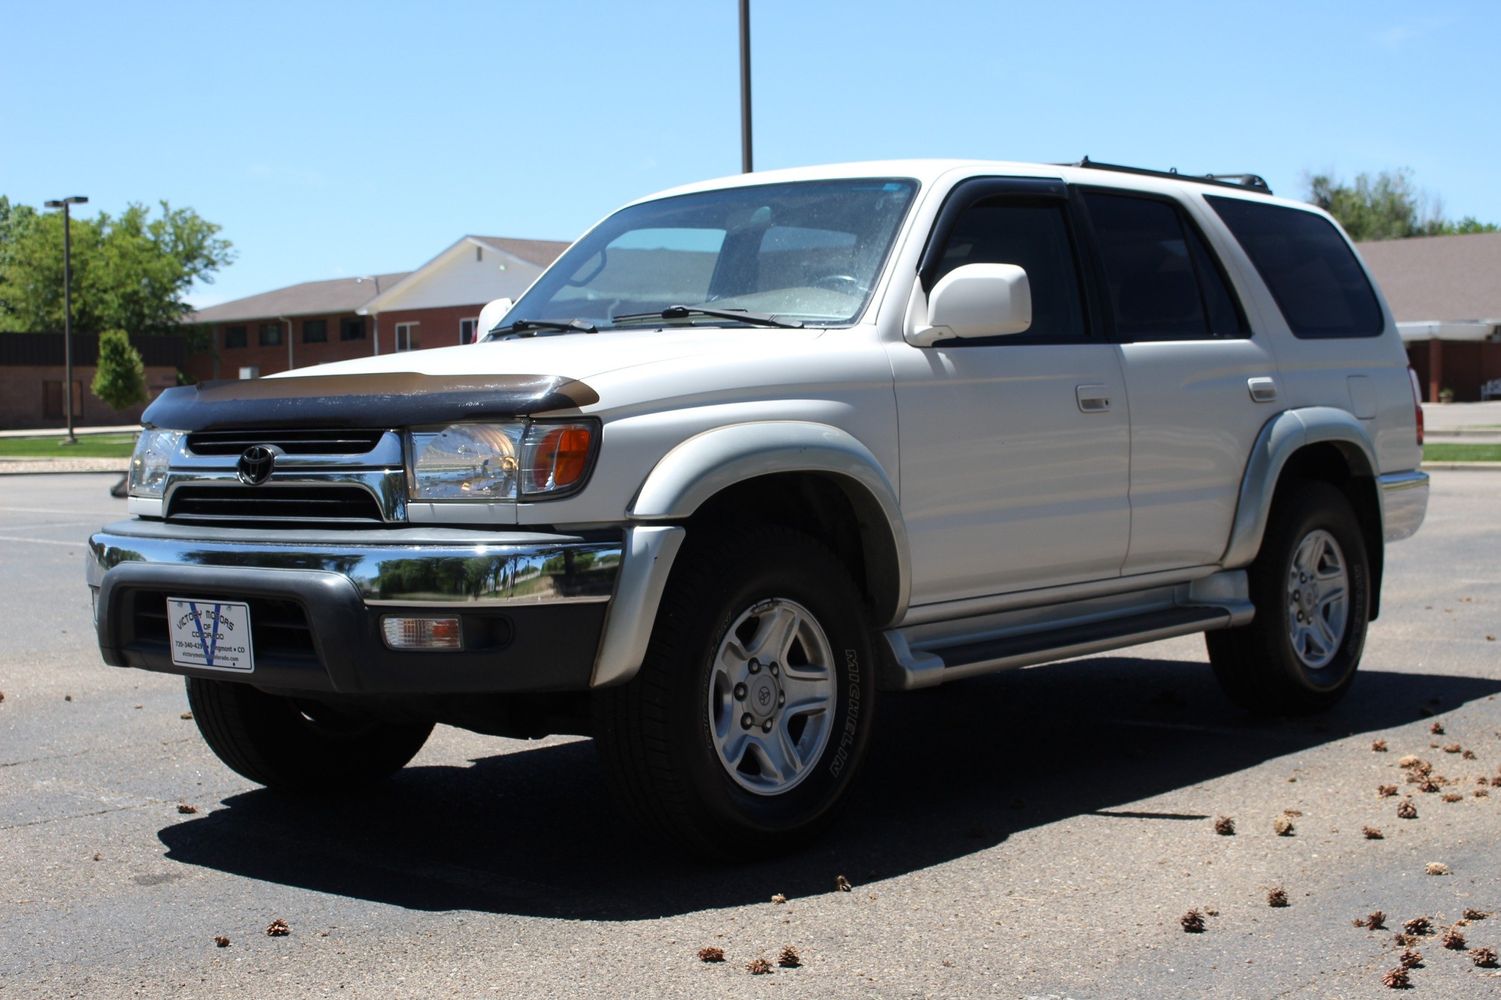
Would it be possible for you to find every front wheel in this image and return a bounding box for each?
[594,526,877,857]
[1207,481,1371,714]
[186,677,434,790]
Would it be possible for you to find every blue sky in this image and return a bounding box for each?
[4,0,1497,308]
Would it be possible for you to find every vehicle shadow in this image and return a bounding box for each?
[158,656,1500,920]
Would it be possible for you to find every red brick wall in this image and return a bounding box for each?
[1405,340,1501,401]
[0,364,179,430]
[185,304,487,382]
[377,305,485,352]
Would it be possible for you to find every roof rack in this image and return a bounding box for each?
[1068,157,1273,195]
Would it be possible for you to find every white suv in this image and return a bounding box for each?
[89,159,1429,855]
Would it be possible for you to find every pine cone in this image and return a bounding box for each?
[265,918,289,937]
[1180,908,1207,933]
[1381,966,1410,988]
[746,957,773,975]
[1213,816,1235,835]
[777,945,801,968]
[1470,946,1499,968]
[697,946,725,963]
[1267,887,1289,907]
[1441,926,1467,950]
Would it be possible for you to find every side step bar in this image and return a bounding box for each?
[883,601,1248,691]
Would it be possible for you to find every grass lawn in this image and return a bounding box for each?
[0,433,136,458]
[1424,442,1501,463]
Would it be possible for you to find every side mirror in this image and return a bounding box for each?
[907,263,1032,347]
[475,297,515,342]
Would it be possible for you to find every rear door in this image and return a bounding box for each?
[1076,188,1282,575]
[890,178,1131,606]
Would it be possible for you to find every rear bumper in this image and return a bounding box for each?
[1378,470,1429,542]
[87,521,624,695]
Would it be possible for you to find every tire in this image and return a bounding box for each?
[1207,480,1370,714]
[185,677,434,790]
[594,526,877,858]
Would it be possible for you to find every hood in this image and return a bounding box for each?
[272,326,826,383]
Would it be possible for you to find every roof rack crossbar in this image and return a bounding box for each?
[1066,156,1273,195]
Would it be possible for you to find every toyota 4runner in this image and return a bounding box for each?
[88,159,1430,855]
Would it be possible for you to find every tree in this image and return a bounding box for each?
[91,329,148,411]
[1306,169,1499,241]
[0,198,233,335]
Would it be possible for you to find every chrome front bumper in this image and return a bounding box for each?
[86,520,640,695]
[1378,470,1429,542]
[87,521,622,606]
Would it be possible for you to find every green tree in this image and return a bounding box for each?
[0,198,233,335]
[91,328,148,410]
[1307,169,1499,241]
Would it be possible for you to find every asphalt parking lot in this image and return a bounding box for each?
[2,471,1498,999]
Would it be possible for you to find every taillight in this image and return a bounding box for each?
[523,424,594,495]
[1407,367,1424,447]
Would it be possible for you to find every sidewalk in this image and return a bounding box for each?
[1422,400,1501,442]
[0,424,138,439]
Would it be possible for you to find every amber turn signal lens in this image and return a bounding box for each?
[527,425,593,494]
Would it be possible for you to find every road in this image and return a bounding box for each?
[1,472,1498,999]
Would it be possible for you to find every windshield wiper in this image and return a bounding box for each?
[484,318,597,340]
[610,304,804,329]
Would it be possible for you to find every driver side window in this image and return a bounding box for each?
[932,197,1089,342]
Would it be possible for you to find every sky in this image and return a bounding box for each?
[4,0,1497,309]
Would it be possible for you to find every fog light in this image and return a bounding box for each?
[381,616,462,651]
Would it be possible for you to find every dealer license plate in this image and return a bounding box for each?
[167,598,254,673]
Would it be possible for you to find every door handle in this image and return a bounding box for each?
[1247,377,1278,403]
[1076,384,1111,413]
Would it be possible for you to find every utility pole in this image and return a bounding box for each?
[44,196,89,443]
[739,0,753,173]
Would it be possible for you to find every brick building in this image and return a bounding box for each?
[187,235,568,381]
[0,332,184,430]
[1357,231,1501,401]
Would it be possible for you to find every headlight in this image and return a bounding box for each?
[409,421,597,501]
[128,429,184,498]
[410,423,524,500]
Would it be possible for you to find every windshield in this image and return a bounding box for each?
[504,178,918,331]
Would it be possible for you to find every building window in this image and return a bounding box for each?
[460,317,478,344]
[394,322,419,352]
[259,322,283,347]
[340,317,365,341]
[302,319,328,344]
[224,325,247,349]
[43,380,83,419]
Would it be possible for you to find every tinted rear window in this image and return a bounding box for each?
[1207,196,1383,339]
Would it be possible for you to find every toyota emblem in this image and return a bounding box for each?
[236,445,277,485]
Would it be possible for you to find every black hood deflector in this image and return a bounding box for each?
[141,373,600,431]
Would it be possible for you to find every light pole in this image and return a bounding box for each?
[356,275,382,355]
[44,196,88,444]
[739,0,753,173]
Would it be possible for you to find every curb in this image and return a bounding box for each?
[1421,462,1501,472]
[0,468,127,476]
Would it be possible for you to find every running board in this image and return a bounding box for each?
[883,602,1247,691]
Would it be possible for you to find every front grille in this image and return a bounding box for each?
[187,429,388,456]
[127,590,318,665]
[167,485,384,525]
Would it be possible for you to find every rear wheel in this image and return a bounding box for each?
[1208,481,1370,714]
[594,526,876,857]
[186,677,433,790]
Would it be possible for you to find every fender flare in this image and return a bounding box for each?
[630,420,911,619]
[1221,406,1378,568]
